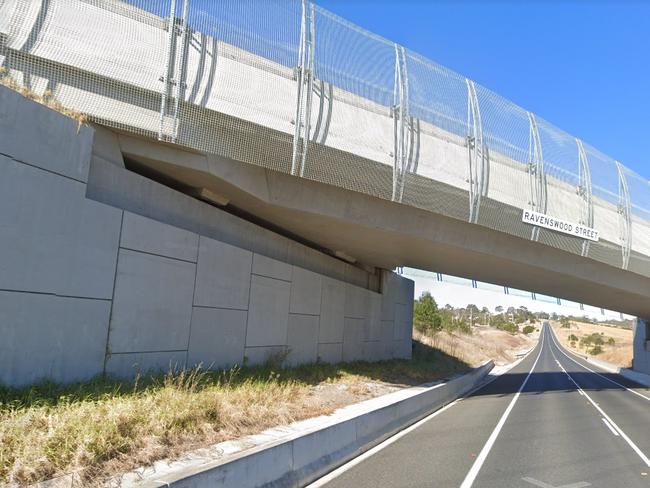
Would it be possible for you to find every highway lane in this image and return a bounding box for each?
[311,324,650,488]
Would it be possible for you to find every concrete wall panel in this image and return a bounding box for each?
[0,291,110,386]
[244,346,288,366]
[120,211,199,262]
[290,267,322,316]
[252,253,293,281]
[0,85,94,182]
[342,318,365,362]
[187,307,247,368]
[286,314,319,366]
[105,351,187,379]
[317,343,343,364]
[246,275,291,347]
[345,284,370,320]
[0,155,121,299]
[319,277,346,344]
[194,237,252,309]
[394,303,411,341]
[108,249,195,353]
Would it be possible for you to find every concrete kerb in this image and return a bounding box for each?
[572,355,650,388]
[121,361,494,487]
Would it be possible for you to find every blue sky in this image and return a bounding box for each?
[316,0,650,180]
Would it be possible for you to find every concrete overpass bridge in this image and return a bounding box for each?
[1,0,649,380]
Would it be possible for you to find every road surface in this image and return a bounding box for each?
[310,323,650,488]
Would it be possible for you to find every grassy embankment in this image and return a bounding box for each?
[0,341,467,486]
[551,320,633,367]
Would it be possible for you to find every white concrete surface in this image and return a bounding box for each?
[186,307,248,369]
[0,84,413,386]
[0,291,111,385]
[109,249,196,353]
[193,237,252,310]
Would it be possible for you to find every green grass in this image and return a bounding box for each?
[0,340,467,486]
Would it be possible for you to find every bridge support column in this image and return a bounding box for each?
[632,317,650,374]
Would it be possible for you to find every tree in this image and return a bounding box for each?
[413,292,442,335]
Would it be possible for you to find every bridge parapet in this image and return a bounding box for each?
[1,0,649,277]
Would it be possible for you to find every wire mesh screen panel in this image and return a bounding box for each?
[535,118,586,256]
[1,0,649,278]
[403,50,470,222]
[301,5,395,201]
[174,0,301,173]
[624,168,650,276]
[583,143,625,268]
[474,84,533,240]
[3,0,170,136]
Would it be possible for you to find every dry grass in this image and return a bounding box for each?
[415,326,536,367]
[551,320,633,367]
[0,67,87,126]
[0,343,466,486]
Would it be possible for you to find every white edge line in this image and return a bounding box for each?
[307,339,541,487]
[548,326,650,402]
[551,345,650,467]
[459,328,546,488]
[305,399,461,487]
[601,417,620,437]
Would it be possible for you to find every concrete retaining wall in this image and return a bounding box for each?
[633,317,650,375]
[0,84,414,387]
[125,361,494,487]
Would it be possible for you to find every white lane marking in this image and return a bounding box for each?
[305,398,461,487]
[548,326,650,402]
[601,417,620,437]
[307,333,540,487]
[459,329,546,488]
[522,477,590,488]
[551,346,650,468]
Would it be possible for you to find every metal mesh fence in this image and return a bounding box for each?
[1,0,649,277]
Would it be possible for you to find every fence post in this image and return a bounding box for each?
[466,79,488,223]
[576,139,593,256]
[392,44,410,202]
[615,160,632,270]
[159,0,177,141]
[291,0,315,177]
[527,112,546,241]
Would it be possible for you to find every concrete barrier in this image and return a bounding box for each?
[127,361,493,487]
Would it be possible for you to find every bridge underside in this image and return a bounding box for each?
[96,131,650,319]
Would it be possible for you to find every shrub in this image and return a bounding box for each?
[522,325,535,335]
[580,333,604,348]
[591,345,604,355]
[607,337,615,345]
[568,334,578,342]
[496,321,519,334]
[413,292,442,335]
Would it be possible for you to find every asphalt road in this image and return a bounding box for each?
[310,323,650,488]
